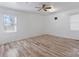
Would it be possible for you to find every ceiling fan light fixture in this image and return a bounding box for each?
[43,5,55,12]
[46,6,55,12]
[47,8,55,12]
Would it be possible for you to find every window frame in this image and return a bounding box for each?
[70,14,79,31]
[3,15,17,33]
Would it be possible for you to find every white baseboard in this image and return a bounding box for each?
[48,33,79,40]
[0,33,79,45]
[0,33,45,45]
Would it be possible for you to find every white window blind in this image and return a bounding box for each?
[3,15,17,32]
[70,14,79,31]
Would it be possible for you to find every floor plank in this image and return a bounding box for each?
[0,34,79,57]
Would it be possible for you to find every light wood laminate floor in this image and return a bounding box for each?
[0,34,79,57]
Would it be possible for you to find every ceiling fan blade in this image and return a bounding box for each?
[44,9,47,11]
[45,7,52,9]
[42,4,46,8]
[38,8,42,11]
[35,7,40,8]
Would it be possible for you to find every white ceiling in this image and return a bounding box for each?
[0,2,79,14]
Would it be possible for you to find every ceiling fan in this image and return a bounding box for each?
[35,4,54,12]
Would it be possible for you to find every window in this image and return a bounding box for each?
[3,15,17,32]
[70,14,79,31]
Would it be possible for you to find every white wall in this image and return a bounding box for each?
[0,7,47,44]
[1,6,79,44]
[46,9,79,40]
